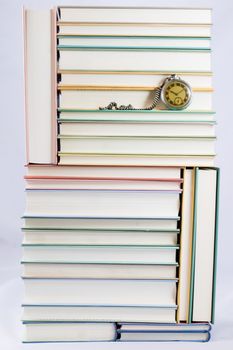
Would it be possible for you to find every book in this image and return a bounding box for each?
[22,305,177,323]
[58,48,211,71]
[26,164,182,178]
[118,331,210,342]
[23,322,117,342]
[22,245,179,264]
[177,168,195,322]
[58,153,215,166]
[58,25,211,38]
[24,189,181,217]
[58,135,215,155]
[22,262,178,279]
[58,120,215,137]
[23,278,177,306]
[59,71,212,88]
[58,7,211,24]
[177,167,219,323]
[58,36,211,49]
[58,88,212,110]
[24,178,182,191]
[22,216,180,231]
[24,9,57,164]
[58,109,216,122]
[189,168,219,323]
[118,322,211,331]
[22,228,179,246]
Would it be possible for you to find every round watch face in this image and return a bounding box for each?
[161,78,192,110]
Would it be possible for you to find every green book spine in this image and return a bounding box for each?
[188,167,199,323]
[211,168,220,324]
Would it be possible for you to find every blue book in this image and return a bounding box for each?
[117,322,211,342]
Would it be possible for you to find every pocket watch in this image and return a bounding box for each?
[99,74,192,111]
[160,74,192,110]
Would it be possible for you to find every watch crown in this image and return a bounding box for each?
[170,74,180,80]
[161,74,180,87]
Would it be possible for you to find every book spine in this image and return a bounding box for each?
[51,7,58,164]
[211,168,220,323]
[23,8,29,164]
[187,167,199,322]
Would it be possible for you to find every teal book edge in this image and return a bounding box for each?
[188,167,199,323]
[58,69,212,74]
[57,119,216,124]
[22,303,178,308]
[57,35,211,40]
[21,227,180,233]
[21,261,179,266]
[211,167,220,324]
[57,45,211,52]
[21,243,180,248]
[22,215,180,220]
[58,135,216,140]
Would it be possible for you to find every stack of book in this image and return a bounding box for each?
[22,6,219,343]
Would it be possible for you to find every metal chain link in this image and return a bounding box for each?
[98,75,176,111]
[99,86,162,111]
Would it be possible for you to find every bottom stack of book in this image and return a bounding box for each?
[21,165,219,343]
[22,322,211,343]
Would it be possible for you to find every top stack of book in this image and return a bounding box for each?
[24,6,215,167]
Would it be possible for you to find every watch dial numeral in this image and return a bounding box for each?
[174,97,183,105]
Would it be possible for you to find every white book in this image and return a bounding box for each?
[192,169,217,322]
[23,278,177,305]
[22,245,178,264]
[22,263,177,279]
[23,322,117,342]
[25,189,180,217]
[26,165,182,179]
[23,217,179,231]
[119,323,210,331]
[24,9,56,164]
[177,169,194,322]
[22,305,177,323]
[58,7,211,24]
[59,90,212,110]
[59,136,215,155]
[59,110,215,122]
[58,24,211,37]
[58,49,211,72]
[59,121,215,137]
[25,179,181,191]
[60,72,212,89]
[58,154,215,167]
[22,229,178,245]
[58,36,211,49]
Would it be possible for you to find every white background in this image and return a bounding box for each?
[0,0,232,349]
